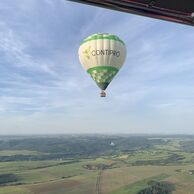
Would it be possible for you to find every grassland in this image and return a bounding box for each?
[0,135,194,194]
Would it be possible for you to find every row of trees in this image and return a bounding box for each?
[134,153,185,166]
[137,181,175,194]
[0,174,17,185]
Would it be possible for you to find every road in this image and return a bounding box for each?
[96,169,103,194]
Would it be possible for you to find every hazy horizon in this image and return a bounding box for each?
[0,132,194,136]
[0,0,194,134]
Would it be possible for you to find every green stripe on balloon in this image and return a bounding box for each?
[80,34,125,45]
[87,66,119,90]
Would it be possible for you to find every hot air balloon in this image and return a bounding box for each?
[78,33,126,97]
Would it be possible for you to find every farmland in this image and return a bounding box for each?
[0,135,194,194]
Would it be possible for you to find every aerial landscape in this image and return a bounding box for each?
[1,0,194,194]
[0,135,194,194]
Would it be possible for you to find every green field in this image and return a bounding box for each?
[0,135,194,194]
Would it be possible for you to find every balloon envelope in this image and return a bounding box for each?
[78,33,126,92]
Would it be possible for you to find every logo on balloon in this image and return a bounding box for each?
[83,47,120,60]
[91,50,120,57]
[83,46,91,59]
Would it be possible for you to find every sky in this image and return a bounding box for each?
[0,0,194,135]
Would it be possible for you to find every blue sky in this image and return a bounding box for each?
[0,0,194,134]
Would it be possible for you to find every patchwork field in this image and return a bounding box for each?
[0,135,194,194]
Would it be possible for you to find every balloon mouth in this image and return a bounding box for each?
[100,90,106,97]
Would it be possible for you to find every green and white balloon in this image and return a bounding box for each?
[78,33,126,97]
